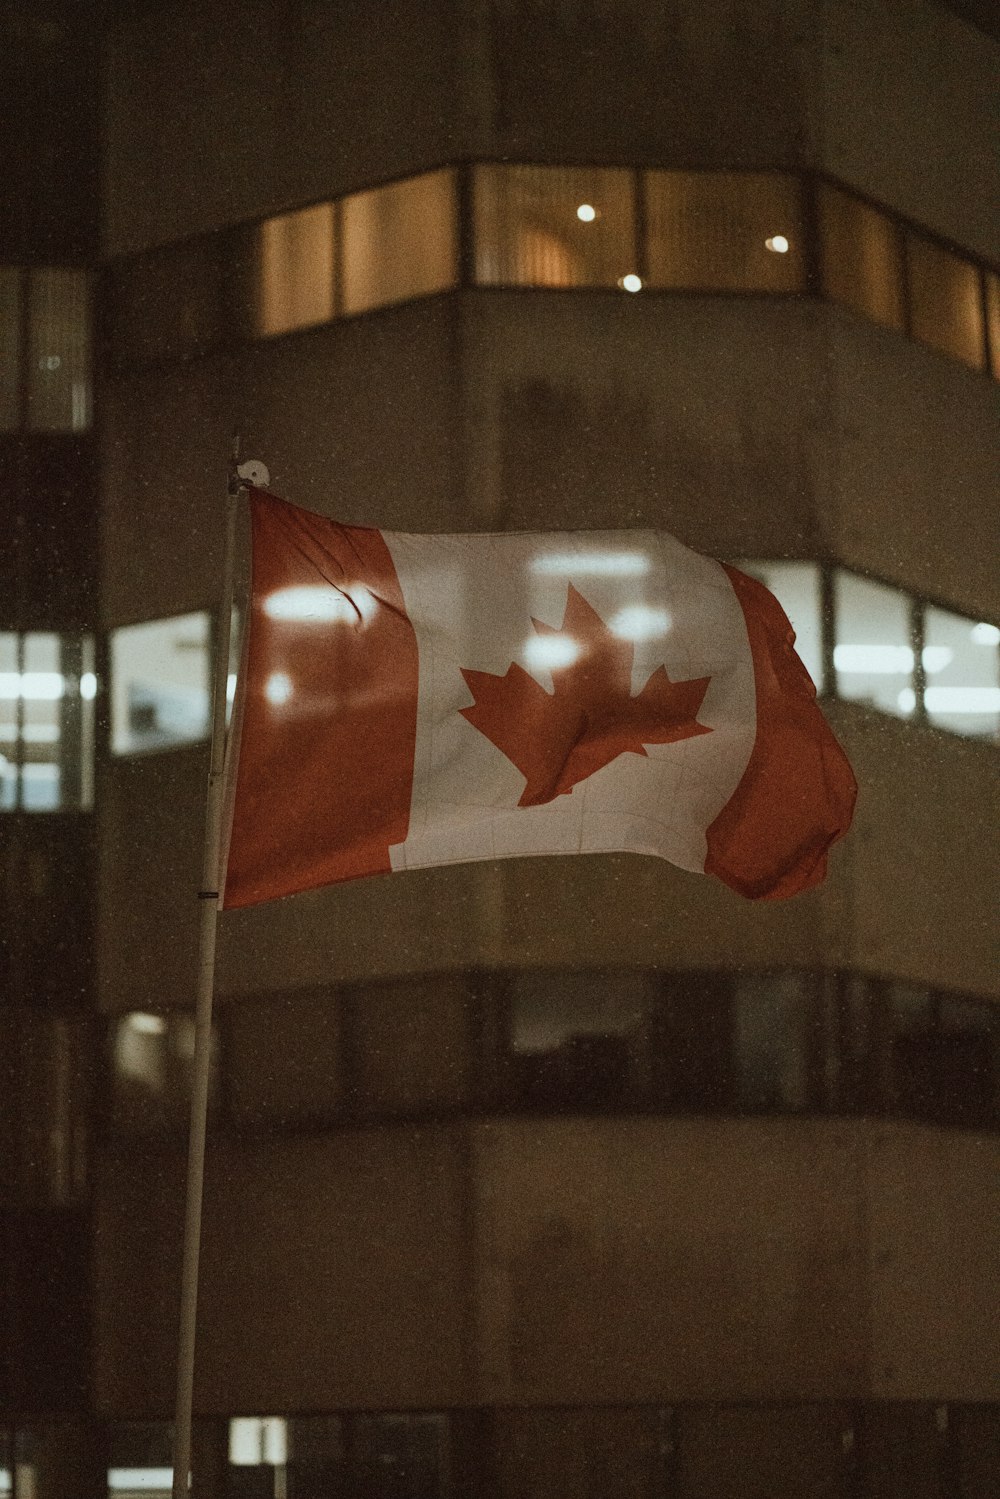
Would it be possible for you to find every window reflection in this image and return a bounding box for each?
[257,202,336,337]
[341,168,458,315]
[833,573,915,718]
[733,973,814,1111]
[644,170,805,292]
[474,164,637,288]
[818,182,905,333]
[906,232,985,370]
[110,612,210,755]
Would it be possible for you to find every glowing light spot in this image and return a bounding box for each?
[80,671,98,700]
[226,673,237,704]
[835,645,912,675]
[897,688,917,713]
[524,635,580,671]
[126,1012,167,1036]
[265,672,292,705]
[576,203,597,222]
[532,552,650,577]
[971,622,1000,645]
[609,606,672,640]
[765,234,790,254]
[620,273,643,293]
[921,646,953,673]
[264,585,375,624]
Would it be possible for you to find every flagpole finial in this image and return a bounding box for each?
[236,459,271,489]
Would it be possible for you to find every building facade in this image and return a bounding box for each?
[2,0,999,1494]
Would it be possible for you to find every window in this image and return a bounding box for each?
[0,1009,90,1206]
[732,973,816,1112]
[110,611,210,755]
[226,988,345,1126]
[257,201,336,336]
[734,561,824,690]
[507,968,660,1109]
[109,1423,173,1499]
[350,974,472,1116]
[833,572,915,719]
[644,170,805,292]
[818,182,905,333]
[474,164,637,289]
[108,1010,219,1135]
[0,266,21,430]
[0,631,95,811]
[341,168,458,314]
[922,605,1000,741]
[27,267,92,431]
[906,231,985,370]
[352,1413,448,1498]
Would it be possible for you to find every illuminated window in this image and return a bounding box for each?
[109,1010,219,1134]
[906,232,985,370]
[922,605,1000,741]
[110,611,210,755]
[833,573,915,719]
[818,182,905,333]
[644,170,805,292]
[27,267,91,431]
[0,266,21,430]
[109,1424,173,1499]
[257,201,336,337]
[0,631,95,811]
[473,164,637,288]
[341,168,457,315]
[985,269,1000,381]
[734,561,824,691]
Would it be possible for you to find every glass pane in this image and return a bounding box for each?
[645,170,805,292]
[986,270,1000,381]
[109,1423,173,1499]
[834,572,915,719]
[818,182,905,333]
[110,612,210,754]
[508,969,658,1108]
[923,606,1000,741]
[474,164,637,289]
[352,975,470,1114]
[342,168,458,314]
[27,267,92,431]
[111,238,224,366]
[733,973,814,1111]
[257,201,336,337]
[109,1011,218,1134]
[734,561,823,690]
[21,633,62,810]
[907,233,985,369]
[353,1413,447,1496]
[288,1417,346,1493]
[0,265,21,430]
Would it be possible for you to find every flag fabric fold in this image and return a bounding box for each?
[221,489,856,908]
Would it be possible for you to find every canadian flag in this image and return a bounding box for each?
[221,490,856,908]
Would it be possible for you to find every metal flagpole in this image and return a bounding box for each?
[171,438,266,1499]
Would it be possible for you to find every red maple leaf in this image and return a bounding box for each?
[459,585,713,807]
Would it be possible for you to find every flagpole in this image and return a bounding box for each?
[171,439,262,1499]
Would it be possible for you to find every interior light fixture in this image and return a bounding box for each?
[971,622,1000,645]
[765,235,790,254]
[609,606,672,641]
[576,203,597,222]
[532,552,650,577]
[265,672,293,705]
[620,274,643,293]
[264,585,374,624]
[0,671,65,700]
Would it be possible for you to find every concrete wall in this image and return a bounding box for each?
[92,1116,1000,1414]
